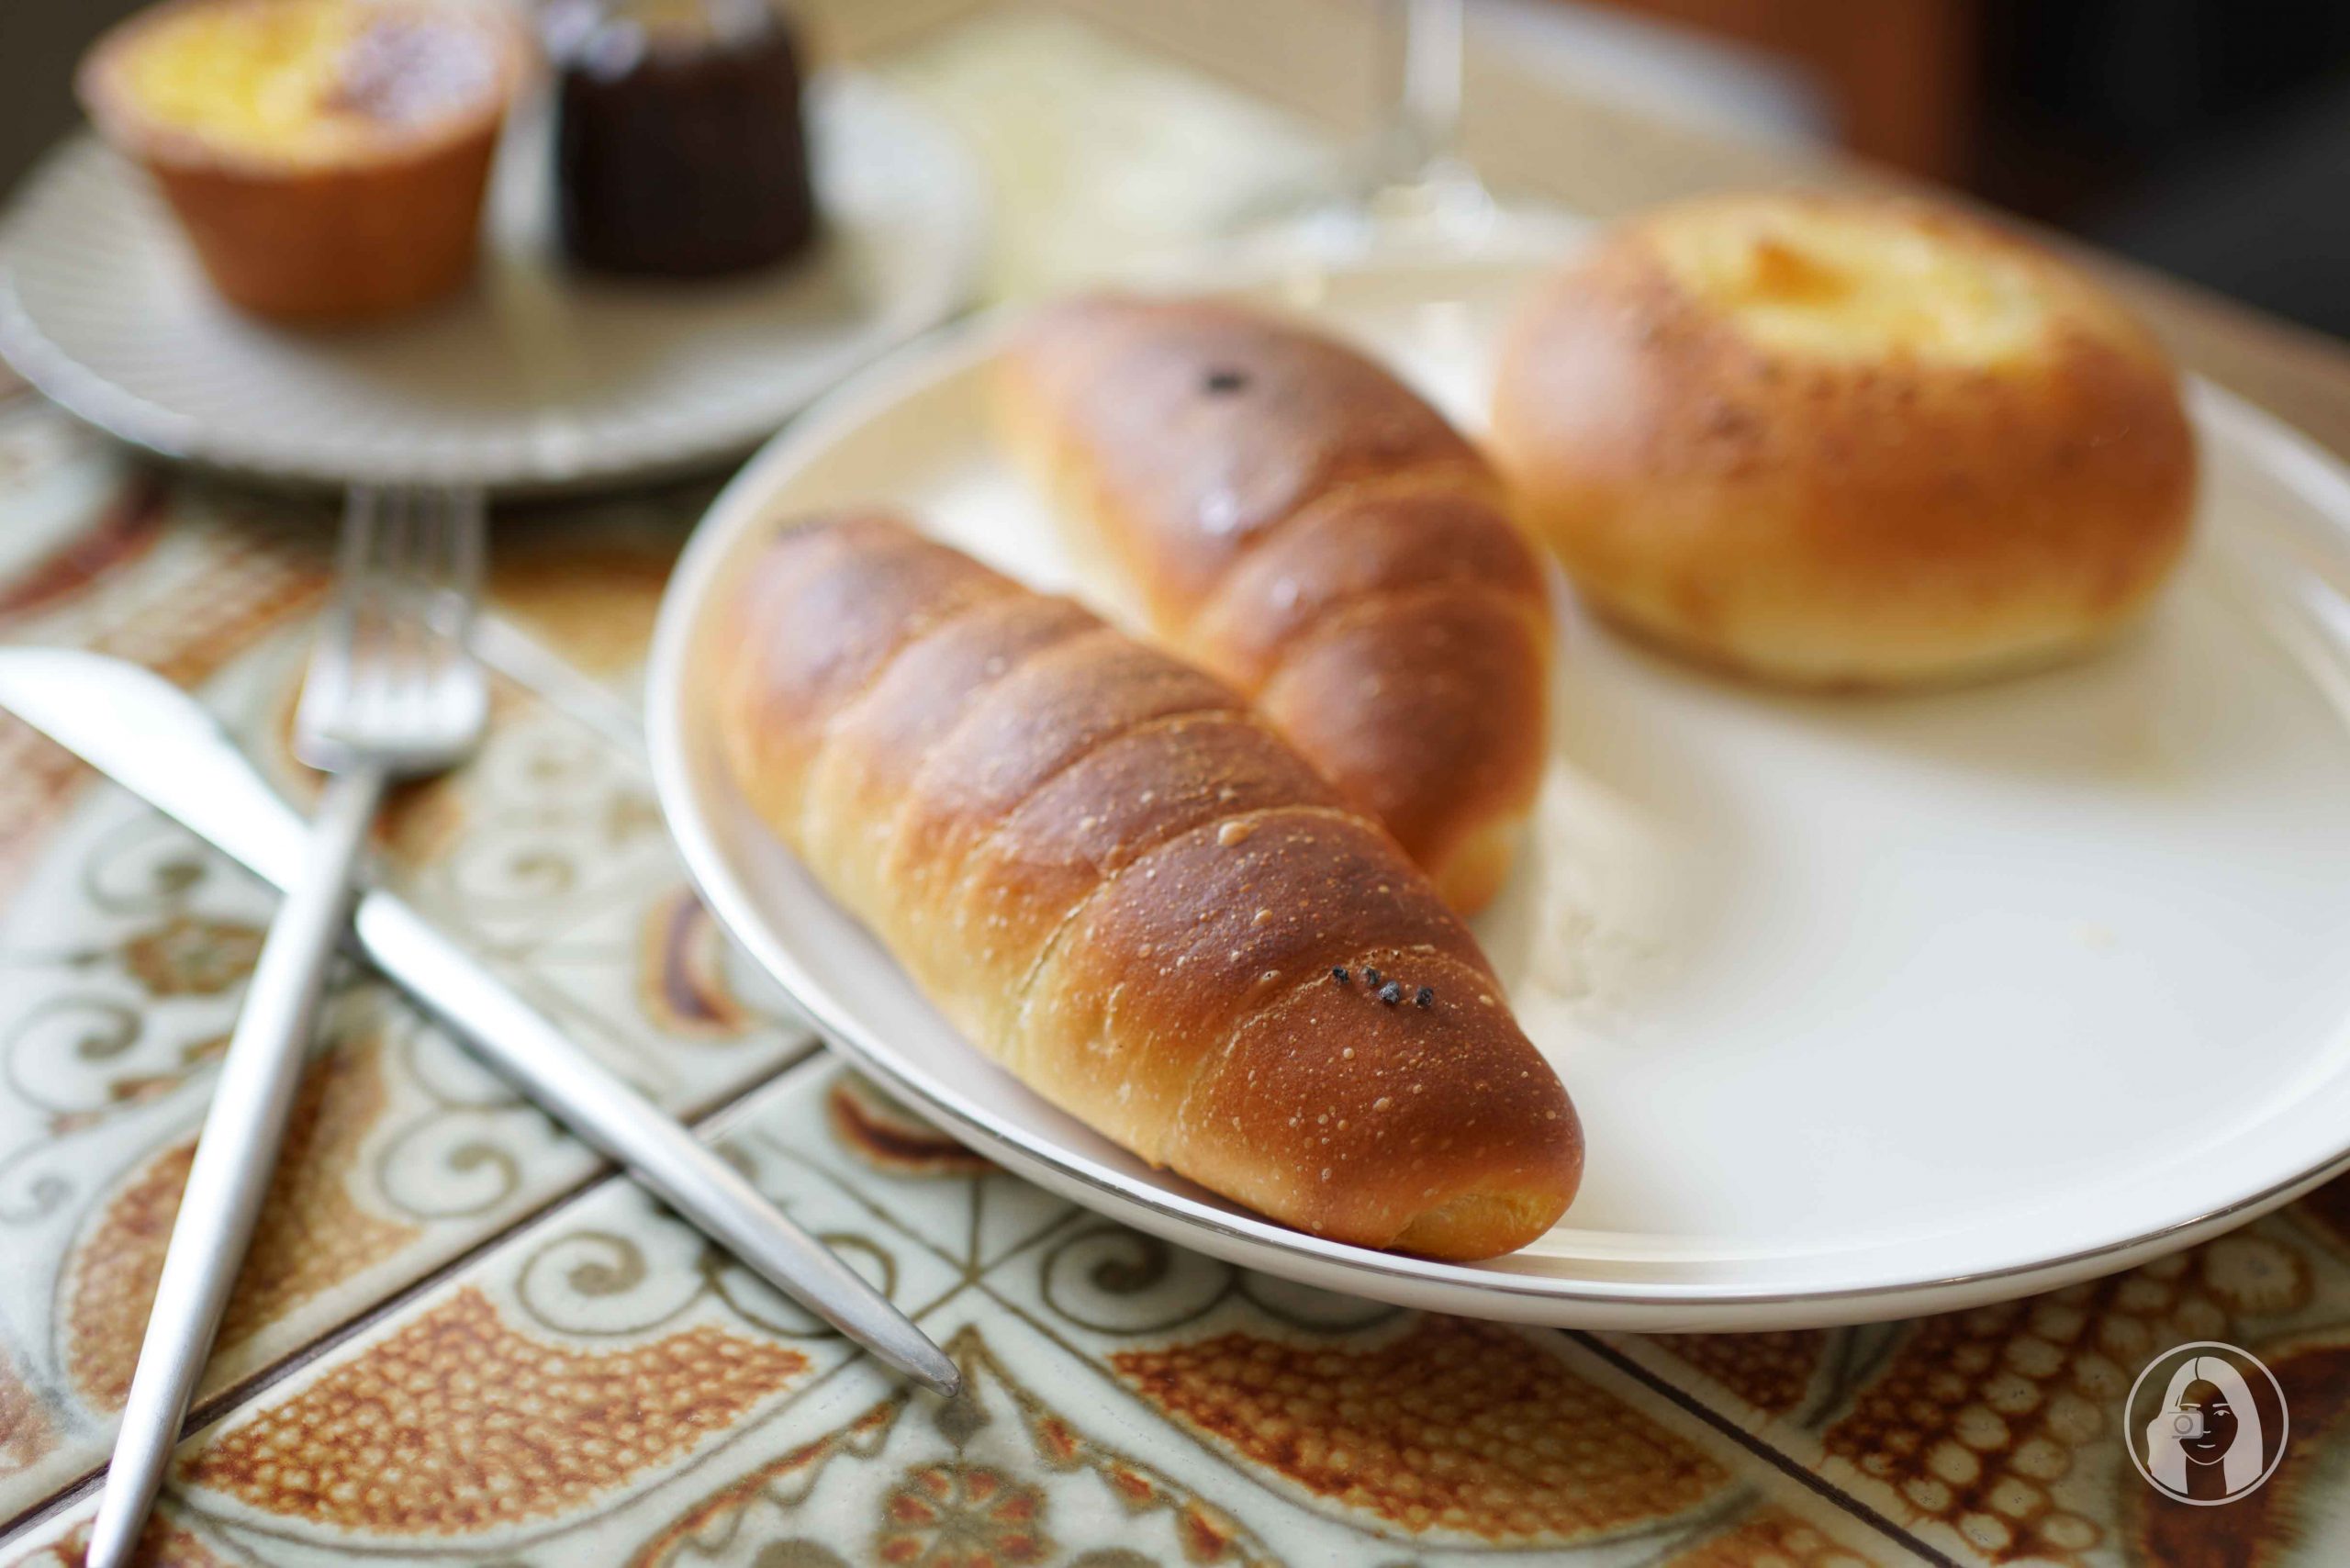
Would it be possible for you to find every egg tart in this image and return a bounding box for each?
[79,0,532,324]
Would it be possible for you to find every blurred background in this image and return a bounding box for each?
[7,0,2348,337]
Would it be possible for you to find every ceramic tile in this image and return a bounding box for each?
[0,437,812,1527]
[1596,1194,2350,1564]
[3,1059,1923,1567]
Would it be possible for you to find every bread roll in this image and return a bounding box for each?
[1492,191,2197,688]
[994,297,1550,914]
[715,512,1581,1260]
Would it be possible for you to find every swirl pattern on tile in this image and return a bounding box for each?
[827,1074,993,1179]
[639,887,754,1042]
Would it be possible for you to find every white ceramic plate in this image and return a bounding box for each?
[0,74,983,494]
[647,252,2350,1329]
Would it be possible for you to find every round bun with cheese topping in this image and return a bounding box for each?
[1491,191,2198,688]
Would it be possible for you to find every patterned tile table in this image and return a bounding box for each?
[6,13,2350,1565]
[4,308,2349,1568]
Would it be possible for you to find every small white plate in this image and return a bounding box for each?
[0,74,983,494]
[647,252,2350,1329]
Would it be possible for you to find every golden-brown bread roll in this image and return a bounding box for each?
[1491,191,2198,688]
[993,297,1551,914]
[714,512,1581,1260]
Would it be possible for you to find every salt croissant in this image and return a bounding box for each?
[993,296,1551,913]
[714,512,1581,1260]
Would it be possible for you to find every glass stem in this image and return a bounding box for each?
[1398,0,1467,185]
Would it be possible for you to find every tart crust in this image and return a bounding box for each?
[79,0,532,324]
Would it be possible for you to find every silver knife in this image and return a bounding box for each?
[0,648,958,1397]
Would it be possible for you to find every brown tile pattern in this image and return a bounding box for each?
[0,722,87,900]
[828,1076,994,1179]
[88,521,326,695]
[0,476,164,624]
[0,1357,48,1478]
[62,1040,415,1410]
[631,1403,885,1568]
[1663,1330,1832,1417]
[1112,1316,1728,1542]
[0,491,324,903]
[639,887,754,1042]
[1599,1207,2350,1564]
[1666,1506,1882,1567]
[2130,1333,2350,1568]
[486,535,679,678]
[118,915,265,1000]
[184,1286,809,1534]
[1,1057,1916,1565]
[1817,1256,2254,1562]
[876,1462,1051,1565]
[15,1514,232,1568]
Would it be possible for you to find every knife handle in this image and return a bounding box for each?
[350,892,960,1397]
[88,769,386,1568]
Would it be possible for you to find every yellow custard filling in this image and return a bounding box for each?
[115,0,498,162]
[1649,202,2054,367]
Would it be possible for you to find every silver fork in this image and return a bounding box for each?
[86,484,487,1568]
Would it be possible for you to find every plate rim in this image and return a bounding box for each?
[644,260,2350,1327]
[0,71,987,497]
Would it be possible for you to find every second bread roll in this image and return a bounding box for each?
[1493,192,2198,688]
[714,512,1583,1260]
[995,297,1552,914]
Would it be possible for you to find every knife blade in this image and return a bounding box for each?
[0,648,958,1397]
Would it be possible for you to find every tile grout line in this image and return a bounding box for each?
[1568,1330,1966,1568]
[0,1033,828,1551]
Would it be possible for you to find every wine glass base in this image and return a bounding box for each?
[1217,173,1587,272]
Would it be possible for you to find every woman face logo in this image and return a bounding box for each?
[2127,1343,2288,1505]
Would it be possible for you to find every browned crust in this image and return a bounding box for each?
[995,297,1551,913]
[77,0,532,323]
[78,0,530,174]
[714,512,1582,1260]
[1490,191,2199,689]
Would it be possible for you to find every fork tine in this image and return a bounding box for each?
[335,483,379,585]
[381,486,422,735]
[442,487,486,644]
[295,483,489,775]
[453,488,486,609]
[411,484,479,636]
[405,489,446,734]
[407,481,443,592]
[407,488,475,697]
[301,486,376,730]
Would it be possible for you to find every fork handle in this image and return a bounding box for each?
[86,767,386,1568]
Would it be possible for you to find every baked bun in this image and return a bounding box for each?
[1491,191,2198,688]
[996,297,1550,913]
[713,512,1582,1260]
